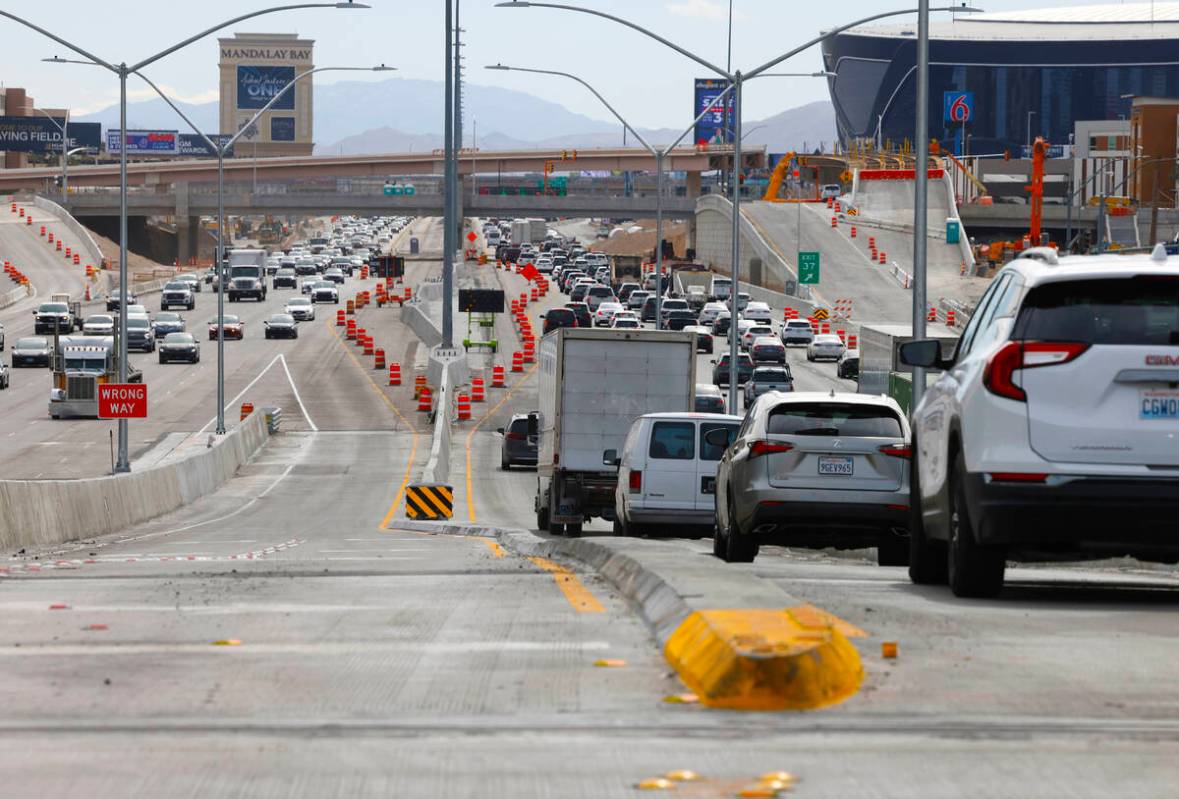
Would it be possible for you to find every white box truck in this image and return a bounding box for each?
[511,218,547,246]
[534,328,697,536]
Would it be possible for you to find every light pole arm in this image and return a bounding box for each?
[488,64,655,154]
[0,11,117,71]
[495,2,730,79]
[132,72,220,153]
[746,5,981,79]
[130,2,365,73]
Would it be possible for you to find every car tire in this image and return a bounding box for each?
[501,454,511,470]
[877,533,908,567]
[712,519,726,558]
[721,497,758,563]
[564,523,583,539]
[158,355,165,364]
[947,456,1006,598]
[908,444,948,585]
[536,502,549,531]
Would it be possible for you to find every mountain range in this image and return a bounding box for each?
[74,77,836,156]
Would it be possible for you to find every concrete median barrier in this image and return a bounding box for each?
[0,413,270,552]
[391,521,864,711]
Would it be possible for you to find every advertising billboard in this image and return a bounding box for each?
[178,134,234,158]
[270,117,295,142]
[236,65,296,111]
[106,130,180,155]
[943,91,975,124]
[693,78,733,146]
[0,117,101,153]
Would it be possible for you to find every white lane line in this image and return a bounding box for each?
[0,641,613,657]
[198,353,282,434]
[279,353,318,432]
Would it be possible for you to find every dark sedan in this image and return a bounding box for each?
[158,333,200,364]
[542,307,578,334]
[10,337,51,367]
[263,313,299,339]
[153,312,186,338]
[272,268,298,289]
[565,302,592,328]
[665,309,698,331]
[498,413,538,469]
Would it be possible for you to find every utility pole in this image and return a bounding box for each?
[442,0,455,348]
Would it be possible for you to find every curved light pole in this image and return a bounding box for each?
[133,65,395,435]
[489,63,741,330]
[19,2,369,473]
[35,108,71,201]
[495,2,979,407]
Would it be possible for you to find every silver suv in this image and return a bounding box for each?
[711,391,911,564]
[900,245,1179,597]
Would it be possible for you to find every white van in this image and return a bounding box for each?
[820,184,842,199]
[605,412,742,536]
[709,276,732,301]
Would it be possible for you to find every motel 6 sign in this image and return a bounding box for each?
[943,92,975,124]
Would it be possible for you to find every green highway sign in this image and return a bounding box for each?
[799,251,820,284]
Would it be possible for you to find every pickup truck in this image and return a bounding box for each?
[34,295,81,334]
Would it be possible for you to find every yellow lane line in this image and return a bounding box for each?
[324,319,420,530]
[464,362,540,522]
[528,556,606,614]
[476,536,506,558]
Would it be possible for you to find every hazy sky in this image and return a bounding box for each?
[0,0,1122,129]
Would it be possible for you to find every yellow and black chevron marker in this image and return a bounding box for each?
[406,483,454,520]
[813,307,830,321]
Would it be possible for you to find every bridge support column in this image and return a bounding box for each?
[686,170,702,198]
[177,216,201,266]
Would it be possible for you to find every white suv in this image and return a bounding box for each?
[900,246,1179,597]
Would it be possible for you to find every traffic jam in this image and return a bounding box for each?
[491,220,1179,599]
[0,216,414,418]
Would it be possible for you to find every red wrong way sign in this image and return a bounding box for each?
[98,383,147,419]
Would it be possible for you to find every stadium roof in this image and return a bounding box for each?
[848,3,1179,41]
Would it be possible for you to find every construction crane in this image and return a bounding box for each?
[762,151,796,202]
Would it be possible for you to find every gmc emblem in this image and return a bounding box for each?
[1146,355,1179,366]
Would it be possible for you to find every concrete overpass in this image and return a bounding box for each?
[0,145,765,192]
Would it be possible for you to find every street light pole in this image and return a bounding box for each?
[23,2,368,472]
[131,64,392,435]
[36,108,70,201]
[911,0,930,409]
[442,0,455,349]
[494,2,981,410]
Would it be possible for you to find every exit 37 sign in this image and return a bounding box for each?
[98,383,147,419]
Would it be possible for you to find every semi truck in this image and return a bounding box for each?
[48,335,142,419]
[510,219,547,246]
[226,249,268,302]
[534,328,697,536]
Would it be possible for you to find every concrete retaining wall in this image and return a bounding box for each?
[0,412,270,552]
[400,300,443,349]
[31,195,106,267]
[695,195,794,292]
[1,285,30,309]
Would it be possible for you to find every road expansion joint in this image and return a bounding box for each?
[388,520,865,711]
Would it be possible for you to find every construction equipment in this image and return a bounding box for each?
[1026,136,1047,244]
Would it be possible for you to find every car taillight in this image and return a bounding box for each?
[878,444,912,459]
[506,432,526,441]
[984,341,1089,402]
[748,440,793,459]
[629,470,642,493]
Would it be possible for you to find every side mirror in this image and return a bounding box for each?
[898,339,948,370]
[704,427,734,448]
[527,413,539,437]
[263,321,269,327]
[495,427,505,435]
[709,359,717,364]
[602,448,620,467]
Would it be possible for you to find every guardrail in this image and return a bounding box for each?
[29,195,106,267]
[0,284,31,309]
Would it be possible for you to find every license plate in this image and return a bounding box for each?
[701,476,716,495]
[1140,390,1179,419]
[818,456,854,476]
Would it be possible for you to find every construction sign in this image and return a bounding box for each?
[812,307,830,321]
[406,483,454,520]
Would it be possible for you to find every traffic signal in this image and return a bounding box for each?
[561,149,577,161]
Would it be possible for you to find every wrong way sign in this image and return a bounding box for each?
[98,383,147,419]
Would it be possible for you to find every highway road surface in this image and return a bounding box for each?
[2,218,1177,797]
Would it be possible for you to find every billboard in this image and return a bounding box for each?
[0,117,101,153]
[236,65,296,111]
[178,134,234,158]
[270,117,295,142]
[943,91,975,124]
[106,130,180,155]
[693,78,733,146]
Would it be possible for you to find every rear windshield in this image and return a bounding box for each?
[547,309,574,322]
[649,422,695,460]
[754,369,790,382]
[767,403,903,438]
[1014,276,1179,345]
[508,417,530,435]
